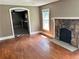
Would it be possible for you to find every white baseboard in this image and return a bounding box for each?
[0,35,15,40]
[31,31,41,35]
[0,31,41,40]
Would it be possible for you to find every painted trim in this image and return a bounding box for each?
[31,31,41,35]
[0,31,41,40]
[0,35,14,40]
[42,8,49,12]
[51,17,79,20]
[9,7,31,37]
[9,8,15,38]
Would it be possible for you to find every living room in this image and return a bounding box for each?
[0,0,79,59]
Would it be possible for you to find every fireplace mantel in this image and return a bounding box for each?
[52,17,79,20]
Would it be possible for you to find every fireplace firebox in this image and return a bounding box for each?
[59,28,72,44]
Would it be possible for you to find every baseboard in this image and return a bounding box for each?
[39,31,54,38]
[31,31,41,35]
[0,31,41,40]
[0,35,15,40]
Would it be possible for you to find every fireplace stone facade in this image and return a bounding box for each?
[55,19,79,47]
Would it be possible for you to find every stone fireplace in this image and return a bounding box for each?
[54,17,79,48]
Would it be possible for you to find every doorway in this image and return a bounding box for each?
[10,7,31,37]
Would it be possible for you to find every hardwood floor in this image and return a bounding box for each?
[0,34,79,59]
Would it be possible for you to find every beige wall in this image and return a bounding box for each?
[39,0,79,38]
[0,5,40,37]
[40,0,79,17]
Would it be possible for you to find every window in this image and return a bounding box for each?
[42,9,50,31]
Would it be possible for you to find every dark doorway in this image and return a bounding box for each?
[11,10,30,36]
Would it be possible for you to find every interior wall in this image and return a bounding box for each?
[39,0,79,38]
[40,0,79,17]
[0,5,40,37]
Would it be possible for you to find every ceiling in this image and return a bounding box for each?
[0,0,59,6]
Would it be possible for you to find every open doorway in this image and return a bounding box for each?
[9,7,31,37]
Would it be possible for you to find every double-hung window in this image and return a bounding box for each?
[42,9,50,31]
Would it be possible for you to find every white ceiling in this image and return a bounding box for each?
[0,0,59,6]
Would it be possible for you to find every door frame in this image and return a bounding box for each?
[9,7,31,37]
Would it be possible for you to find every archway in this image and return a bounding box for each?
[9,7,31,37]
